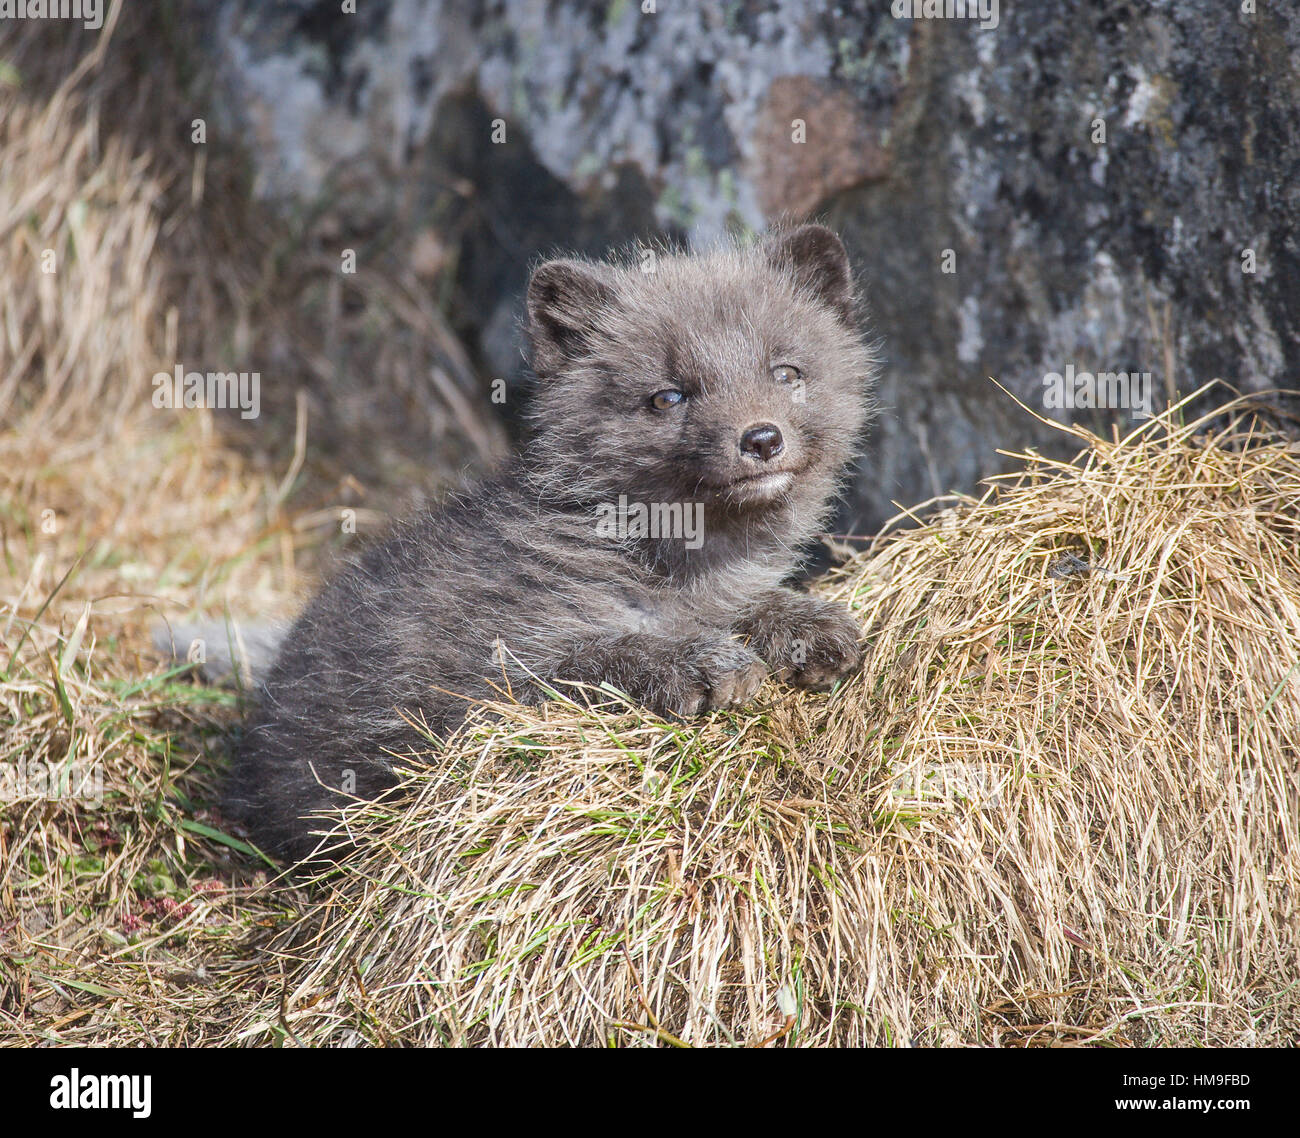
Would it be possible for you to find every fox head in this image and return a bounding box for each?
[523,225,878,551]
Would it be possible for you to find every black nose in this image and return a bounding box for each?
[740,424,784,462]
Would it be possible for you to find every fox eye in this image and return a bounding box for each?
[771,364,802,384]
[650,389,686,410]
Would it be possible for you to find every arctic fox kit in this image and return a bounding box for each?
[226,225,878,863]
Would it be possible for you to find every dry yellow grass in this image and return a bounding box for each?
[226,398,1299,1048]
[0,6,495,1045]
[1,6,306,1046]
[2,9,1297,1049]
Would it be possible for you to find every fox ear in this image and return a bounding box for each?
[765,224,855,324]
[526,259,619,374]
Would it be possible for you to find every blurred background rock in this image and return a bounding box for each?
[9,0,1299,538]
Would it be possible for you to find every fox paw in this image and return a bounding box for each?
[658,639,768,717]
[748,598,863,691]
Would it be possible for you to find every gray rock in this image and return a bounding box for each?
[197,0,1300,533]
